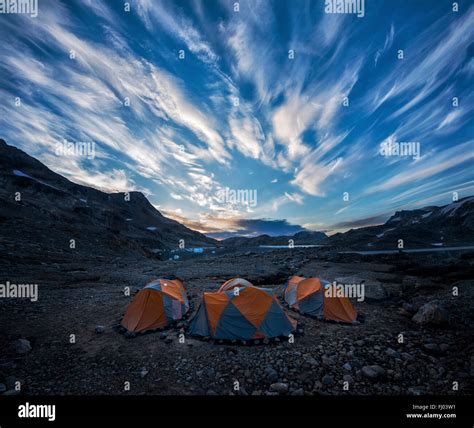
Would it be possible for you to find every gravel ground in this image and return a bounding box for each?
[0,249,472,396]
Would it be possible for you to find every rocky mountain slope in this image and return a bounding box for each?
[0,139,216,264]
[222,231,327,247]
[325,197,474,250]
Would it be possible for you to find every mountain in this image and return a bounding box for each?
[221,230,327,247]
[325,197,474,250]
[0,139,216,263]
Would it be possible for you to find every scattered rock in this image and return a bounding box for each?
[5,376,20,390]
[264,366,278,382]
[322,355,335,366]
[398,308,412,317]
[3,389,20,396]
[95,325,105,334]
[439,343,450,353]
[364,283,388,300]
[335,277,387,300]
[343,363,352,371]
[13,338,32,354]
[402,303,419,314]
[269,383,288,393]
[0,361,16,370]
[322,374,334,386]
[290,388,304,396]
[412,301,449,326]
[313,381,323,390]
[343,375,354,383]
[423,343,443,356]
[408,387,425,396]
[386,348,400,358]
[362,365,385,380]
[238,386,248,396]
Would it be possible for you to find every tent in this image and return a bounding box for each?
[283,275,357,323]
[189,278,297,340]
[218,277,253,292]
[121,277,189,333]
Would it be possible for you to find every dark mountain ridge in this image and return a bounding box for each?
[0,139,216,263]
[325,196,474,250]
[221,230,327,247]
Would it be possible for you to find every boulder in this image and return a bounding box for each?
[264,366,278,382]
[402,303,419,314]
[13,339,32,354]
[335,276,388,300]
[412,301,449,326]
[269,383,288,393]
[362,365,385,380]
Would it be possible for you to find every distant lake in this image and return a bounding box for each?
[258,245,325,249]
[339,245,474,255]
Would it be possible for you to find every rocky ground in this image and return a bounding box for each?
[0,248,473,396]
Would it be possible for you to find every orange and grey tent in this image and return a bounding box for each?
[121,277,189,333]
[283,276,357,323]
[189,278,297,340]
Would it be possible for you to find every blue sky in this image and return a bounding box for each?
[0,0,473,238]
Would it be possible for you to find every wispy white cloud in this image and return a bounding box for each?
[370,7,474,113]
[292,156,343,197]
[374,23,394,66]
[365,140,474,194]
[0,0,472,235]
[135,0,218,64]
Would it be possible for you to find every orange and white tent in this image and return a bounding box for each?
[283,276,357,323]
[121,277,189,333]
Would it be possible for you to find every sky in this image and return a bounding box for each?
[0,0,473,238]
